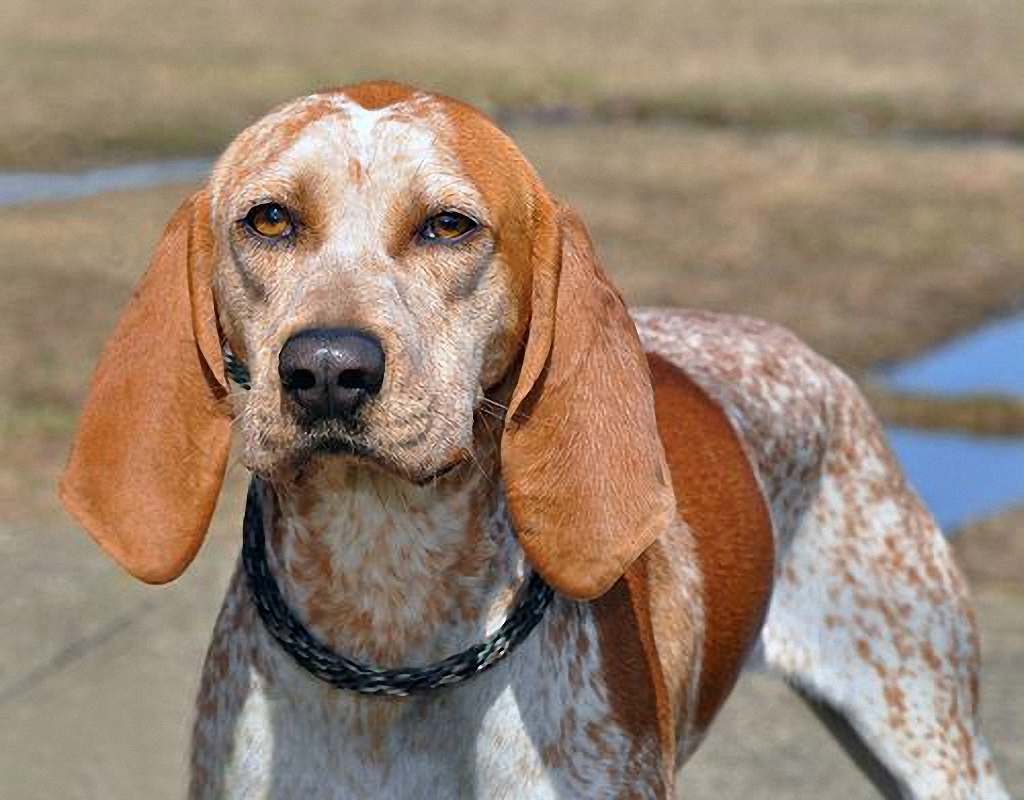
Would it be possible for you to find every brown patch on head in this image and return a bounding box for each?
[340,80,418,111]
[217,95,342,196]
[434,93,547,362]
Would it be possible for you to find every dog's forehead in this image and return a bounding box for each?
[295,102,451,191]
[211,85,532,215]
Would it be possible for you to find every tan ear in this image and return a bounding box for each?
[59,191,232,585]
[501,203,676,600]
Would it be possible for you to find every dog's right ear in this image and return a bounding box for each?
[59,190,232,584]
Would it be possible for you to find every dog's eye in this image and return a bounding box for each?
[245,203,294,239]
[420,212,478,242]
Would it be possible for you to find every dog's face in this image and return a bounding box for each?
[208,87,541,482]
[61,81,674,597]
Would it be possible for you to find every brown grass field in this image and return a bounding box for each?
[956,506,1024,592]
[5,119,1024,514]
[5,0,1024,168]
[4,121,1024,533]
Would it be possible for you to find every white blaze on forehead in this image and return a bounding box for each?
[276,96,482,256]
[282,96,444,174]
[212,92,484,229]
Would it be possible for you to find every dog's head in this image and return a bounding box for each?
[209,84,539,485]
[60,82,674,600]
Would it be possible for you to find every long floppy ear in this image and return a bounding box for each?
[59,190,232,585]
[501,202,676,600]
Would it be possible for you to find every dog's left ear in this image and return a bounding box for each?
[502,202,676,600]
[59,190,232,585]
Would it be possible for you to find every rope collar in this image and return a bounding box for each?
[229,346,554,695]
[241,478,554,698]
[223,346,251,390]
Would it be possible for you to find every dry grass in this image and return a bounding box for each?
[863,386,1024,437]
[954,507,1024,595]
[3,122,1024,522]
[5,0,1024,167]
[517,124,1024,375]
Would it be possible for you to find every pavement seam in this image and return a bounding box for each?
[0,597,163,706]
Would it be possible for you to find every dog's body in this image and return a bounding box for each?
[60,83,1007,799]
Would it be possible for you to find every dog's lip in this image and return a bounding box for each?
[309,436,362,456]
[295,434,469,486]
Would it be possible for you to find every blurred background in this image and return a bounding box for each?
[0,1,1021,796]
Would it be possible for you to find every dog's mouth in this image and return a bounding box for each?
[279,424,467,486]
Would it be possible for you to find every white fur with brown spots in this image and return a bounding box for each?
[636,309,1007,798]
[59,82,1008,800]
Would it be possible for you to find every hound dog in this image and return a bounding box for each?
[60,81,1008,799]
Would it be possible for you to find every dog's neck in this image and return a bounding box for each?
[262,439,526,670]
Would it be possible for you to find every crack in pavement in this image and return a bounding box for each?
[0,596,164,706]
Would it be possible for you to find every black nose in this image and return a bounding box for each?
[278,328,386,420]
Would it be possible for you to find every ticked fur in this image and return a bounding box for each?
[190,463,703,799]
[59,82,1008,800]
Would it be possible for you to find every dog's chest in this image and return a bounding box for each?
[202,591,661,800]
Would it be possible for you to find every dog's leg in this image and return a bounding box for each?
[758,399,1008,799]
[190,570,268,800]
[789,682,915,798]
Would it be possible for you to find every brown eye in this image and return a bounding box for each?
[245,203,293,239]
[420,211,478,242]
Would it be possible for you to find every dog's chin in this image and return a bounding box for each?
[259,430,468,487]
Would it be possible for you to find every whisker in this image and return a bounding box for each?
[370,475,390,512]
[477,396,548,428]
[483,415,501,453]
[467,450,493,486]
[479,397,510,413]
[396,486,411,514]
[476,406,506,423]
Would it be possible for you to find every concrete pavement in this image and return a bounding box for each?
[2,482,1020,799]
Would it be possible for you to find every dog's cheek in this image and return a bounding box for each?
[212,256,266,361]
[391,369,475,470]
[468,262,523,390]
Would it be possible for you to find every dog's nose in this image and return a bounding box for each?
[278,328,385,420]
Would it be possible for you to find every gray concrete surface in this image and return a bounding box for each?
[2,494,1021,799]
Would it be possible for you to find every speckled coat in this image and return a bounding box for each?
[59,82,1008,800]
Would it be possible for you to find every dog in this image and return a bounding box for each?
[59,81,1008,799]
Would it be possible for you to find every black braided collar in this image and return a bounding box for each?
[223,347,251,390]
[242,478,555,697]
[228,347,555,695]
